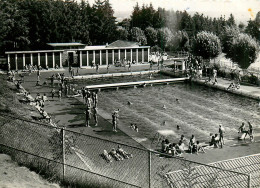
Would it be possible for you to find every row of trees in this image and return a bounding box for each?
[117,3,259,55]
[192,27,259,69]
[0,0,118,54]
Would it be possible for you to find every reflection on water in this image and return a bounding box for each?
[73,75,260,144]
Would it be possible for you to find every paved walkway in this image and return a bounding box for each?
[19,64,157,148]
[194,77,260,100]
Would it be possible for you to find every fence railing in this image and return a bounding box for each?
[0,113,255,188]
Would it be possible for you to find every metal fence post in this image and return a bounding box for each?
[248,174,251,188]
[62,127,66,182]
[148,150,151,188]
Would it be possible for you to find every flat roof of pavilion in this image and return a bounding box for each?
[5,40,150,54]
[82,40,149,51]
[47,42,86,47]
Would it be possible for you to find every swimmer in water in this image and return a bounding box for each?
[127,101,133,105]
[176,98,179,103]
[163,105,166,109]
[177,125,180,130]
[161,120,166,126]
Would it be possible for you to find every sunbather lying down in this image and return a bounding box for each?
[102,147,133,162]
[102,150,112,163]
[110,148,124,161]
[117,146,133,159]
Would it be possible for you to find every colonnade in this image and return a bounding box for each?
[6,47,150,70]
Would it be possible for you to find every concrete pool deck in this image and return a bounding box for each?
[13,66,260,164]
[194,77,260,100]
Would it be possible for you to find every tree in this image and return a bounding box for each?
[229,33,259,69]
[227,14,236,27]
[238,22,245,32]
[180,11,195,38]
[220,26,240,60]
[91,0,117,44]
[0,0,29,53]
[192,31,222,60]
[245,19,260,42]
[145,26,158,46]
[116,26,128,40]
[118,18,131,30]
[157,27,173,50]
[130,27,147,45]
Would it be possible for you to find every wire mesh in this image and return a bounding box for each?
[210,154,260,188]
[0,113,256,188]
[0,114,58,160]
[65,129,149,187]
[151,151,250,188]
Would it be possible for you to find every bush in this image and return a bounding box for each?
[242,73,259,85]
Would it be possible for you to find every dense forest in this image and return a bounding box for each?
[0,0,259,67]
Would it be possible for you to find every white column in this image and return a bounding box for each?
[106,50,108,65]
[79,51,82,67]
[59,52,62,68]
[30,53,33,65]
[118,49,120,60]
[136,49,138,63]
[38,53,40,66]
[100,50,102,65]
[22,54,25,68]
[142,48,144,63]
[148,48,150,62]
[130,49,132,62]
[112,50,114,64]
[93,50,95,63]
[45,53,48,68]
[7,54,10,64]
[15,54,18,70]
[52,52,55,68]
[87,51,89,66]
[125,49,127,59]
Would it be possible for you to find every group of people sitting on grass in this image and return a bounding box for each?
[102,145,133,163]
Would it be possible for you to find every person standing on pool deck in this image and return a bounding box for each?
[92,91,98,107]
[93,106,98,126]
[219,124,225,146]
[85,107,91,127]
[37,68,40,82]
[247,121,254,142]
[128,61,131,71]
[58,89,62,100]
[51,89,55,99]
[96,63,99,73]
[112,112,117,132]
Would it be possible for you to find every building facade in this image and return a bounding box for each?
[5,40,150,70]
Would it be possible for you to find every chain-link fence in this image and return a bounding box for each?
[0,113,255,188]
[210,154,260,188]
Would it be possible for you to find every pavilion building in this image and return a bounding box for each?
[5,40,150,70]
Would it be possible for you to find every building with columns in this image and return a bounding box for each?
[5,40,150,70]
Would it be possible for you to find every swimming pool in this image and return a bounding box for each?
[73,75,260,148]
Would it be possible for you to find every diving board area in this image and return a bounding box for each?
[85,77,189,90]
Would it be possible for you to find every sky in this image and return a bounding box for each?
[86,0,260,23]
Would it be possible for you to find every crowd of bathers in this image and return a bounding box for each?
[160,122,254,157]
[161,134,206,156]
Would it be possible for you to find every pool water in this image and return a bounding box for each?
[73,75,260,147]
